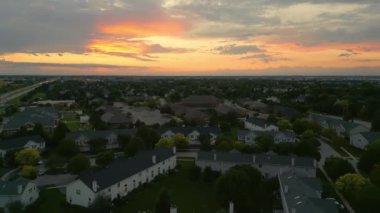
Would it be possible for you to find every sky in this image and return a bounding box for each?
[0,0,380,76]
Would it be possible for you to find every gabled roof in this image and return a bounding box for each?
[78,148,175,192]
[359,132,380,143]
[279,171,338,213]
[246,117,273,128]
[237,130,296,140]
[0,178,32,196]
[67,129,137,141]
[309,113,367,132]
[3,107,58,130]
[159,127,220,136]
[0,135,44,151]
[180,95,220,107]
[196,151,315,168]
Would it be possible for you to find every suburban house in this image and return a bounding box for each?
[1,107,59,135]
[238,99,268,112]
[278,170,338,213]
[160,127,221,145]
[66,148,177,208]
[180,95,220,108]
[97,106,132,128]
[66,129,137,152]
[308,113,369,136]
[244,117,279,132]
[0,135,46,157]
[350,132,380,150]
[195,151,317,178]
[33,100,75,107]
[237,130,297,144]
[0,178,39,209]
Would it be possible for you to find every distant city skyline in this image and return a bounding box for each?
[0,0,380,75]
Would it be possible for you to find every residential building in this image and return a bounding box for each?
[237,130,297,144]
[160,127,220,145]
[308,113,369,136]
[1,107,58,135]
[244,117,279,132]
[0,178,39,209]
[350,132,380,150]
[66,129,137,152]
[195,151,317,178]
[0,135,46,157]
[97,106,132,128]
[180,95,220,108]
[66,147,177,208]
[278,170,338,213]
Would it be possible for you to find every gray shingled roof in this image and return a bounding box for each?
[197,151,315,168]
[67,129,137,141]
[360,132,380,143]
[159,127,220,136]
[0,135,44,151]
[238,130,296,140]
[246,117,272,128]
[0,178,31,196]
[279,171,338,213]
[78,148,175,192]
[309,113,364,131]
[180,95,220,107]
[3,107,58,130]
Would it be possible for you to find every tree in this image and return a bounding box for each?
[155,138,175,148]
[20,165,38,179]
[118,134,131,149]
[136,127,161,149]
[295,140,320,160]
[199,133,212,151]
[46,154,66,173]
[57,138,80,158]
[372,110,380,131]
[189,164,201,181]
[155,190,171,213]
[6,201,24,213]
[321,128,337,139]
[95,151,114,167]
[335,173,370,198]
[67,154,90,174]
[173,133,189,149]
[124,137,145,157]
[15,148,41,166]
[277,119,292,131]
[256,135,274,152]
[90,196,111,213]
[215,140,232,151]
[51,122,69,146]
[358,140,380,173]
[324,156,355,181]
[203,166,221,182]
[89,138,107,153]
[370,164,380,187]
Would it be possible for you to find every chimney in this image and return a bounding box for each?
[152,155,157,164]
[17,185,23,194]
[284,185,289,193]
[252,155,256,163]
[291,158,295,166]
[92,180,98,192]
[213,153,217,161]
[173,146,176,154]
[229,201,234,213]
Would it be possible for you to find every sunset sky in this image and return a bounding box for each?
[1,0,380,75]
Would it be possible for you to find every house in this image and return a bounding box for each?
[308,113,369,136]
[237,130,297,144]
[350,132,380,150]
[97,106,132,127]
[1,107,58,135]
[239,99,268,112]
[67,129,137,152]
[195,151,317,178]
[244,117,279,132]
[0,135,46,157]
[66,147,177,208]
[33,100,75,107]
[0,178,39,209]
[79,115,90,127]
[278,170,338,213]
[160,127,220,145]
[180,95,220,108]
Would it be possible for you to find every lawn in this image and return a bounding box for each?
[113,160,221,213]
[26,188,86,213]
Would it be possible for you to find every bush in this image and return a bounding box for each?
[67,154,90,174]
[188,165,201,181]
[324,156,355,181]
[20,166,38,179]
[203,166,221,182]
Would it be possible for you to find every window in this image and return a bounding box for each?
[76,189,81,195]
[124,184,128,192]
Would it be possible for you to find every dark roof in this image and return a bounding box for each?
[159,127,220,135]
[0,178,31,195]
[180,95,220,107]
[360,132,380,143]
[0,135,44,151]
[99,106,131,124]
[246,117,272,128]
[3,107,58,130]
[78,148,175,192]
[67,129,137,141]
[279,171,338,213]
[309,113,366,131]
[197,151,315,168]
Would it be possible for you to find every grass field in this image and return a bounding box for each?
[113,160,221,213]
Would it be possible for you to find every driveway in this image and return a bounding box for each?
[319,138,341,165]
[35,174,77,187]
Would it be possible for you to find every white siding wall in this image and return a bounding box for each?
[350,134,369,150]
[66,180,96,207]
[20,182,39,206]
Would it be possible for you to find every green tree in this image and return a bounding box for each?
[20,165,38,179]
[277,119,292,131]
[51,122,69,146]
[155,138,175,148]
[155,190,171,213]
[46,154,66,173]
[256,135,274,152]
[369,164,380,188]
[324,156,355,181]
[335,173,370,198]
[15,148,41,166]
[89,138,107,153]
[173,133,189,149]
[199,133,212,151]
[67,154,90,174]
[189,164,201,181]
[124,137,145,157]
[57,138,80,158]
[358,140,380,173]
[6,201,24,213]
[95,151,114,167]
[372,110,380,131]
[136,127,161,149]
[203,166,221,182]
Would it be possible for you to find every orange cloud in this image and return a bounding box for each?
[97,20,187,37]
